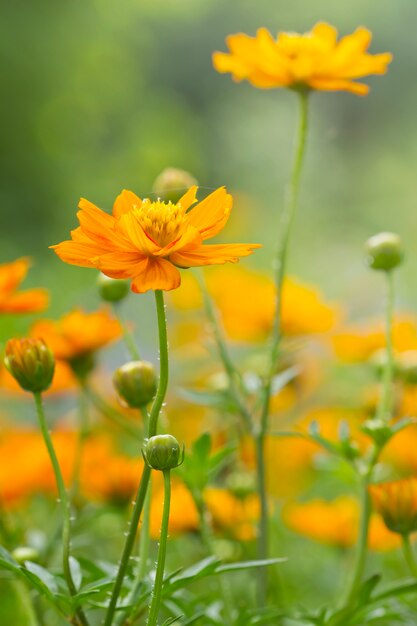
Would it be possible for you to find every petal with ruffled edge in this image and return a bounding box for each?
[178,186,198,211]
[186,187,233,241]
[131,258,181,293]
[113,190,143,219]
[170,242,262,267]
[0,258,30,296]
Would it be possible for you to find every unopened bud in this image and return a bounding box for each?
[97,273,130,303]
[142,434,184,471]
[152,167,198,204]
[12,546,40,564]
[113,361,157,408]
[5,338,55,393]
[365,232,404,272]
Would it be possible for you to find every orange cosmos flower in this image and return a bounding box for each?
[370,478,417,536]
[0,258,48,314]
[51,187,261,293]
[284,496,400,551]
[213,22,392,95]
[30,308,122,362]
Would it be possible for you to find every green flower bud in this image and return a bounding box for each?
[113,361,157,408]
[12,546,40,564]
[142,434,184,471]
[97,273,130,303]
[365,232,404,271]
[398,351,417,385]
[5,338,55,393]
[152,167,198,204]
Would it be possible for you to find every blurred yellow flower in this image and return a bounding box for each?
[213,22,392,95]
[0,258,48,315]
[205,487,259,541]
[370,478,417,535]
[170,267,337,342]
[31,308,122,361]
[51,188,260,293]
[333,316,417,363]
[284,496,400,550]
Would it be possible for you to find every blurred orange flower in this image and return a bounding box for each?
[333,316,417,363]
[31,308,121,361]
[213,22,392,95]
[170,267,337,342]
[150,480,199,539]
[370,478,417,535]
[0,258,48,314]
[205,487,259,541]
[51,188,260,293]
[284,496,400,550]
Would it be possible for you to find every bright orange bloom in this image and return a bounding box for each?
[370,479,417,535]
[284,496,400,550]
[30,308,121,361]
[51,188,261,293]
[170,267,338,342]
[0,258,48,314]
[333,316,417,363]
[213,22,392,95]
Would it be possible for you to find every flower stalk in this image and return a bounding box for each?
[402,534,417,578]
[103,290,169,626]
[255,89,309,602]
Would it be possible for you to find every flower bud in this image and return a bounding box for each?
[398,351,417,385]
[370,478,417,535]
[142,434,184,471]
[113,361,157,408]
[365,232,404,271]
[4,338,55,393]
[12,546,40,564]
[152,167,198,204]
[97,273,130,303]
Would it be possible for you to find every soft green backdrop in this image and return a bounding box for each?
[2,0,417,330]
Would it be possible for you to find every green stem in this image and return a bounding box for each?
[402,534,417,577]
[255,89,309,603]
[103,290,169,626]
[147,470,171,626]
[198,272,252,432]
[33,392,89,626]
[377,270,395,421]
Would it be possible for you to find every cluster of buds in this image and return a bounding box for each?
[142,434,184,471]
[113,361,157,408]
[4,338,55,393]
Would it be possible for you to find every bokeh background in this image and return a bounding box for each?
[2,0,417,331]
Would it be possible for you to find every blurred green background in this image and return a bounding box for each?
[2,0,417,329]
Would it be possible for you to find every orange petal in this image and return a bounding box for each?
[178,186,198,211]
[0,258,31,295]
[308,77,370,95]
[131,258,181,293]
[170,242,262,267]
[113,190,143,219]
[96,251,147,279]
[155,224,202,257]
[51,240,107,267]
[186,187,233,240]
[0,289,49,314]
[117,212,160,255]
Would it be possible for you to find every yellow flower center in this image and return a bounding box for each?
[133,199,187,247]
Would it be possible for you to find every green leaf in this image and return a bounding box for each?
[357,574,381,605]
[270,365,301,395]
[69,556,82,591]
[215,557,286,573]
[0,546,21,574]
[162,617,183,625]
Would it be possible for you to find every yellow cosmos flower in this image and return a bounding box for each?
[213,22,392,95]
[0,258,48,315]
[284,496,400,550]
[370,479,417,536]
[51,187,260,293]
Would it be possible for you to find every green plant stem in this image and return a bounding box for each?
[255,89,309,604]
[103,290,169,626]
[402,534,417,577]
[377,270,395,421]
[198,272,252,432]
[114,303,141,362]
[33,392,89,626]
[146,470,171,626]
